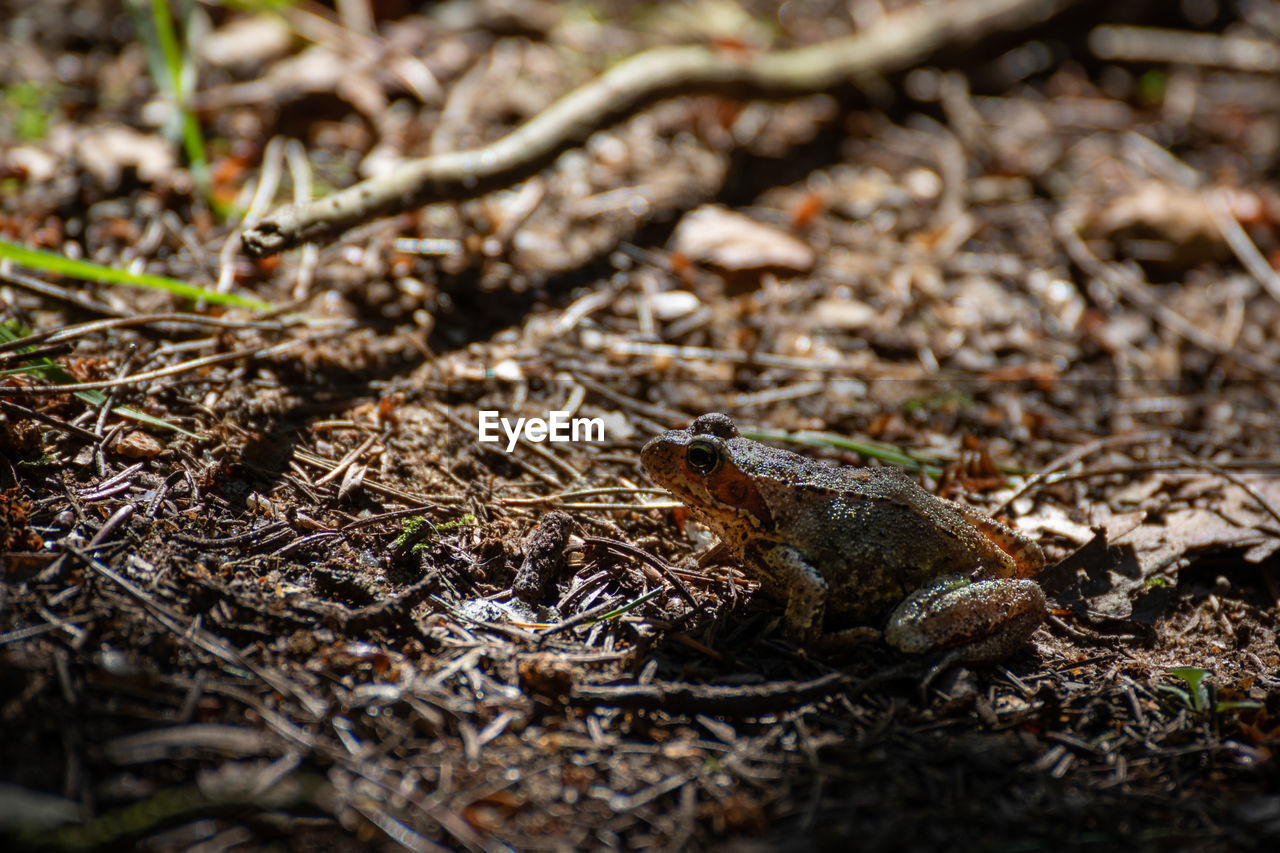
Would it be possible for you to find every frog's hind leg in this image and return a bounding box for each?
[884,573,1046,688]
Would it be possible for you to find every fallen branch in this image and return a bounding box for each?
[242,0,1078,257]
[569,665,915,714]
[571,671,856,714]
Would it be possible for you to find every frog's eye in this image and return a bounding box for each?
[685,439,721,476]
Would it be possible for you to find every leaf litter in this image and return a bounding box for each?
[1,1,1279,850]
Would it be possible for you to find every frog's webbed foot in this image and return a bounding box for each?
[916,629,1035,696]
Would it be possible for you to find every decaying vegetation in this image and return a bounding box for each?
[1,1,1278,850]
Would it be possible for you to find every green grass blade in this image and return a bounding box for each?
[583,586,666,624]
[148,0,185,96]
[0,322,200,437]
[146,0,212,198]
[745,427,944,476]
[0,240,271,310]
[75,391,199,437]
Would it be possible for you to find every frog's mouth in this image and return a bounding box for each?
[639,437,683,492]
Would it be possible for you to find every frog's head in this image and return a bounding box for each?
[641,413,775,534]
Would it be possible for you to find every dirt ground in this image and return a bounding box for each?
[2,1,1279,850]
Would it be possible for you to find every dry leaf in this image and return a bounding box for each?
[1085,180,1228,265]
[75,125,175,188]
[200,14,294,70]
[670,205,814,273]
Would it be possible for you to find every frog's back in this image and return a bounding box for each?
[755,463,998,620]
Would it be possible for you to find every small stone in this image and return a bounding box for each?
[115,430,163,459]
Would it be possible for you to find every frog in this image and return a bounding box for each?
[640,413,1047,671]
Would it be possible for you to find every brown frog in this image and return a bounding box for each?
[641,413,1047,668]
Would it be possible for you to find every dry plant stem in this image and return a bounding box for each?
[68,545,328,720]
[1173,451,1280,529]
[990,430,1168,516]
[0,342,71,363]
[0,312,289,356]
[570,666,915,713]
[312,430,383,486]
[581,535,702,612]
[0,266,123,316]
[1054,212,1277,374]
[171,521,291,548]
[217,137,287,294]
[1042,458,1280,485]
[241,0,1077,257]
[37,503,135,583]
[537,589,661,641]
[1206,189,1280,303]
[0,399,101,441]
[1121,133,1280,304]
[568,373,687,427]
[290,447,444,505]
[340,505,461,532]
[513,501,680,511]
[499,486,672,506]
[1090,25,1280,72]
[0,338,305,395]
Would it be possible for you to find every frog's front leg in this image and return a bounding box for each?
[747,542,827,644]
[883,574,1046,669]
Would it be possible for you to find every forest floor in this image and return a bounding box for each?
[1,1,1279,850]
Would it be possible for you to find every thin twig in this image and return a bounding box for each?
[1173,451,1280,530]
[537,586,666,641]
[1206,189,1280,304]
[0,398,101,441]
[171,521,292,548]
[290,447,443,505]
[581,535,703,613]
[0,264,124,316]
[313,430,384,487]
[569,666,917,714]
[0,313,291,356]
[499,486,671,505]
[1041,457,1280,486]
[991,431,1168,516]
[1054,211,1277,374]
[0,341,73,363]
[285,138,320,301]
[68,544,328,718]
[340,505,461,532]
[80,462,144,500]
[0,338,305,395]
[1090,25,1280,72]
[37,503,135,583]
